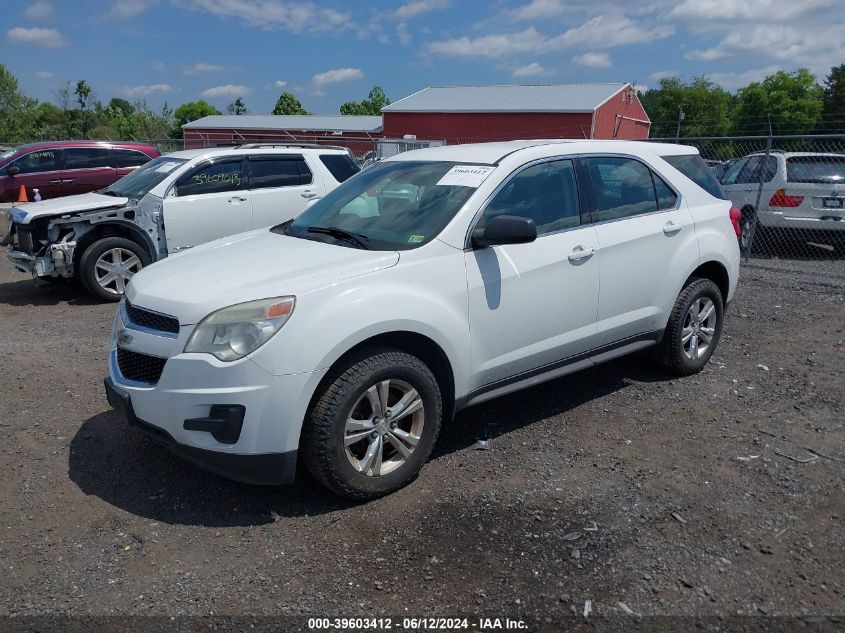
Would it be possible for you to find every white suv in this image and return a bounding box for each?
[104,140,740,499]
[5,144,358,300]
[720,151,845,250]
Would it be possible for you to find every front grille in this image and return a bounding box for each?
[16,227,36,254]
[125,301,180,335]
[117,348,167,384]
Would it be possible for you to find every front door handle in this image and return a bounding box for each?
[301,190,318,199]
[568,246,595,262]
[663,220,682,235]
[61,179,74,184]
[49,179,62,184]
[228,196,247,203]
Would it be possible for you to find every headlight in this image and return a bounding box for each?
[184,296,295,361]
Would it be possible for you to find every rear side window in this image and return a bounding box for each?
[246,156,310,189]
[662,154,727,199]
[176,159,245,196]
[111,149,151,168]
[319,154,360,183]
[64,147,111,169]
[585,157,662,221]
[11,150,58,174]
[786,156,845,183]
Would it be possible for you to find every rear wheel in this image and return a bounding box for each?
[302,347,442,499]
[654,278,724,376]
[79,237,149,302]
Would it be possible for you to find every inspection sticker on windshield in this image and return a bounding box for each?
[436,165,495,188]
[408,234,425,243]
[154,161,180,173]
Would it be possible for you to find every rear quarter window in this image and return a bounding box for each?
[319,154,360,183]
[662,154,727,199]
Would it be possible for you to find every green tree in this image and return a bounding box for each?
[108,97,134,117]
[340,85,390,115]
[227,96,247,115]
[74,79,97,136]
[0,64,36,142]
[638,76,734,138]
[271,92,309,115]
[131,100,174,141]
[733,69,822,135]
[172,100,221,138]
[31,102,65,139]
[819,64,845,132]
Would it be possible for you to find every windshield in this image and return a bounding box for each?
[283,161,488,250]
[662,154,727,199]
[101,156,187,198]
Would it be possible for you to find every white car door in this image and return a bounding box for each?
[465,158,600,391]
[162,157,252,252]
[248,154,325,229]
[583,156,699,348]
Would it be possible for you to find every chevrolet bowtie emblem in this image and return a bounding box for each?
[117,329,133,346]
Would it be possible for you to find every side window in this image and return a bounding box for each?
[11,150,58,174]
[299,160,313,185]
[735,156,763,184]
[585,157,657,221]
[652,172,677,210]
[720,157,748,185]
[111,149,150,168]
[483,159,580,235]
[246,156,304,190]
[176,160,245,196]
[64,147,111,169]
[761,156,778,182]
[319,154,360,183]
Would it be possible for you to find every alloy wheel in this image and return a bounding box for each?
[94,247,142,295]
[681,297,717,360]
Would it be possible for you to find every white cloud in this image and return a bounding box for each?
[707,65,783,91]
[25,1,54,20]
[649,69,678,81]
[670,0,831,22]
[572,51,611,68]
[311,67,363,87]
[512,62,547,78]
[396,22,411,45]
[508,0,567,21]
[152,62,168,72]
[427,16,673,59]
[183,62,225,75]
[200,84,252,98]
[35,70,52,79]
[633,84,649,93]
[273,80,287,88]
[109,0,153,19]
[394,0,449,21]
[124,83,173,97]
[173,0,350,33]
[6,26,67,47]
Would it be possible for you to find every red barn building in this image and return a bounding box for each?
[381,84,649,143]
[182,115,383,157]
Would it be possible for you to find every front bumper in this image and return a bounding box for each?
[105,377,298,485]
[6,250,35,274]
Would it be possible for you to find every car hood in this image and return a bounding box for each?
[126,229,400,324]
[11,192,129,223]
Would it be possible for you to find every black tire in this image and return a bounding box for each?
[302,346,443,500]
[654,277,724,376]
[78,237,150,302]
[739,207,759,254]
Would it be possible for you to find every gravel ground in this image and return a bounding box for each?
[0,252,842,629]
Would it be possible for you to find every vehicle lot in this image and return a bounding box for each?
[0,257,842,622]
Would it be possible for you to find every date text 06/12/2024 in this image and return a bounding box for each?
[307,617,528,630]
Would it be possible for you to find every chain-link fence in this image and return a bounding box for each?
[647,134,845,276]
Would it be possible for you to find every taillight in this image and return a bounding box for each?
[729,206,741,238]
[769,189,804,207]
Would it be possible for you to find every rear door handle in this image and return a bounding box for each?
[301,190,318,199]
[49,179,62,184]
[663,220,682,235]
[61,179,74,184]
[568,246,595,262]
[228,196,247,203]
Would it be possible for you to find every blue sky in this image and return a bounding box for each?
[2,0,843,114]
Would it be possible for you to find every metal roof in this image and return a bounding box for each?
[182,115,383,132]
[382,84,629,114]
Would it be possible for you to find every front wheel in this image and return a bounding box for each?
[654,278,724,376]
[79,237,150,302]
[302,347,443,499]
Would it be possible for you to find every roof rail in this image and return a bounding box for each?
[235,142,350,151]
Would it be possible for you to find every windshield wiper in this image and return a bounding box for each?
[100,189,121,196]
[305,226,370,249]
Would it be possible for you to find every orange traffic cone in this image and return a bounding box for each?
[17,185,28,202]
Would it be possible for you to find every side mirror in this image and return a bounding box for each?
[6,165,20,177]
[471,214,537,249]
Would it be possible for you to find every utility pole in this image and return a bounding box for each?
[675,104,685,141]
